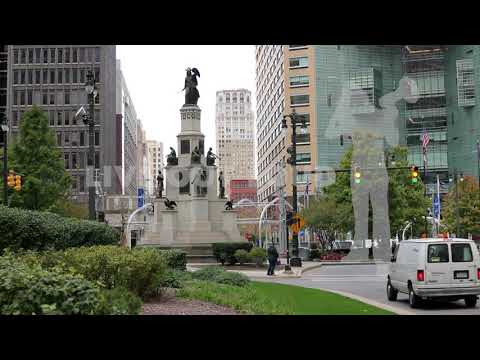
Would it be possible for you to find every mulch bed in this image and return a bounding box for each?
[142,290,239,315]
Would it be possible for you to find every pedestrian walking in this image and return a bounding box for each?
[267,243,279,276]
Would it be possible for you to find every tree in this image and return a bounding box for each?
[320,145,430,239]
[300,196,351,250]
[442,176,480,237]
[8,106,71,211]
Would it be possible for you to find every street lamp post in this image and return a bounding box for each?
[282,108,307,267]
[84,70,98,221]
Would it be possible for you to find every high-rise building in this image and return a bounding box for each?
[215,89,255,197]
[230,179,257,203]
[116,59,140,196]
[6,45,120,204]
[0,44,7,126]
[256,45,480,206]
[136,119,148,195]
[146,140,164,195]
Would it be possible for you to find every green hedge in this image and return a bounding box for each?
[192,266,250,287]
[0,254,141,315]
[12,246,168,299]
[158,249,187,271]
[212,242,253,265]
[0,205,119,252]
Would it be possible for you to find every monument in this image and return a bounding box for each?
[142,67,243,251]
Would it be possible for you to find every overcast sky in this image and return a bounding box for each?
[116,45,256,157]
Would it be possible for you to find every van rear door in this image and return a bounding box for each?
[425,243,450,287]
[450,242,477,288]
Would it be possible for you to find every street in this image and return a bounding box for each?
[269,264,480,315]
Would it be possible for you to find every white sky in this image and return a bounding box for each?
[116,45,256,157]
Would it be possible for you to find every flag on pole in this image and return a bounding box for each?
[422,129,430,164]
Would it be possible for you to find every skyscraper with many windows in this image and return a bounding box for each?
[6,45,119,204]
[256,45,480,207]
[215,89,255,197]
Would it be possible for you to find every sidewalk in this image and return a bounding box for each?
[187,259,387,279]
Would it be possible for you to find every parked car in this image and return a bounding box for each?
[387,238,480,308]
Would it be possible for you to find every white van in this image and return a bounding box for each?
[387,238,480,308]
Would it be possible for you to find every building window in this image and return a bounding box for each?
[64,111,70,126]
[64,48,70,63]
[80,69,85,84]
[95,67,100,82]
[28,48,34,63]
[35,70,40,84]
[79,48,85,62]
[289,75,309,87]
[42,92,48,105]
[456,58,475,107]
[72,153,77,169]
[72,48,77,63]
[296,153,311,164]
[94,151,99,169]
[27,89,33,105]
[50,70,55,84]
[80,131,85,146]
[20,91,25,105]
[58,48,63,64]
[95,131,100,146]
[87,48,93,62]
[290,94,309,106]
[65,68,70,83]
[20,70,25,84]
[13,70,18,84]
[50,48,55,63]
[64,153,70,169]
[289,56,308,68]
[295,133,310,144]
[57,112,62,126]
[50,93,55,105]
[64,90,70,105]
[35,48,41,63]
[95,47,100,62]
[42,69,48,84]
[58,69,63,84]
[20,49,26,64]
[57,132,62,145]
[73,69,78,83]
[13,49,19,64]
[289,45,308,50]
[95,92,100,104]
[64,132,69,145]
[79,153,85,169]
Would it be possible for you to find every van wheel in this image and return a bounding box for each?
[408,285,421,308]
[387,280,398,301]
[465,296,477,308]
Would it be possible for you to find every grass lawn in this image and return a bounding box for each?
[177,280,393,315]
[251,282,393,315]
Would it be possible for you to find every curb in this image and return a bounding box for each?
[309,287,415,315]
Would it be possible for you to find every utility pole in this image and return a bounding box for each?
[282,109,307,267]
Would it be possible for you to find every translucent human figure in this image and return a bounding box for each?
[325,76,418,261]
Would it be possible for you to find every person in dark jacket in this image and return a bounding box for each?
[267,243,279,276]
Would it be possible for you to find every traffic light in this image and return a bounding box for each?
[411,166,419,185]
[286,146,295,165]
[7,171,15,188]
[14,175,22,191]
[354,166,362,184]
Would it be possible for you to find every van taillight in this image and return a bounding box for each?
[417,270,425,282]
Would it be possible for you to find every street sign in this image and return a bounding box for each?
[137,188,144,208]
[289,214,305,234]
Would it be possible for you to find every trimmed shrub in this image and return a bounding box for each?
[96,287,143,315]
[160,269,193,289]
[0,255,102,315]
[213,271,250,287]
[192,266,225,282]
[0,205,119,252]
[191,266,250,287]
[249,247,267,267]
[234,249,249,265]
[159,249,187,271]
[13,246,168,299]
[212,242,253,265]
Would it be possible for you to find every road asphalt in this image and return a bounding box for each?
[264,263,480,315]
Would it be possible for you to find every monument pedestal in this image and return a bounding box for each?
[141,103,243,251]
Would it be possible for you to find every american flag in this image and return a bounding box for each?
[422,129,430,150]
